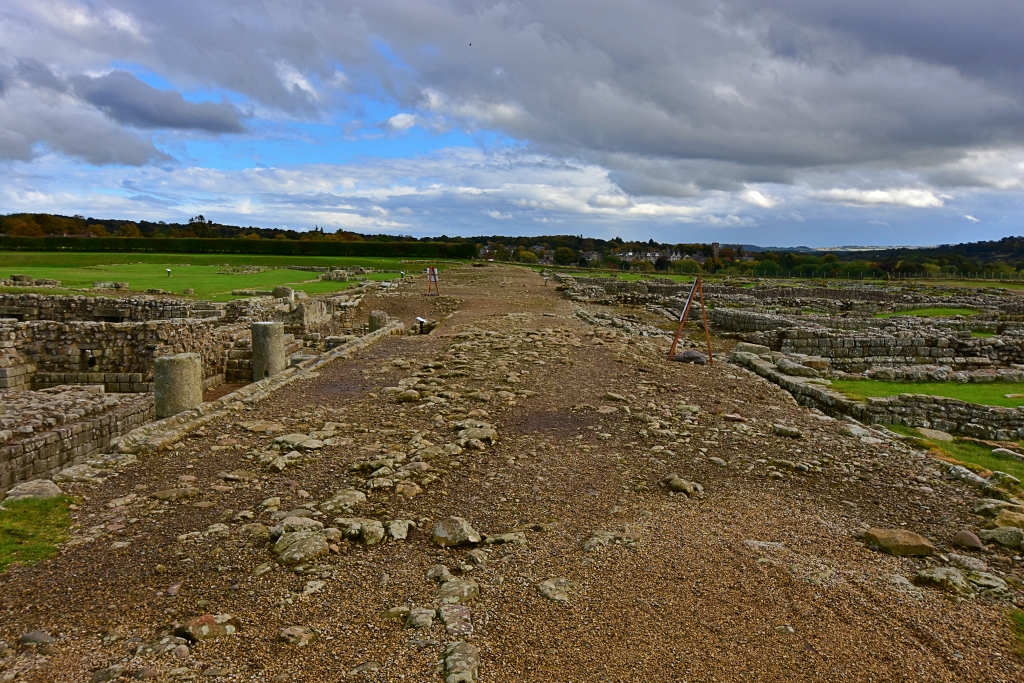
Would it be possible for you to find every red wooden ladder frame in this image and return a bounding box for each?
[666,276,714,365]
[426,267,440,296]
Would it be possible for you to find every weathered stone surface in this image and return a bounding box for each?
[952,529,984,551]
[3,479,62,501]
[483,532,527,545]
[443,641,480,683]
[438,578,480,604]
[772,424,804,438]
[279,625,316,647]
[913,567,973,597]
[918,428,954,442]
[90,664,126,682]
[537,577,578,603]
[387,519,413,541]
[439,604,474,636]
[673,349,707,365]
[269,516,324,539]
[274,532,329,565]
[990,510,1024,530]
[369,310,390,332]
[978,525,1024,548]
[251,321,285,380]
[432,517,481,546]
[150,488,199,502]
[427,564,454,583]
[318,489,366,513]
[863,528,936,556]
[154,353,203,419]
[175,614,242,642]
[18,630,55,647]
[404,608,435,630]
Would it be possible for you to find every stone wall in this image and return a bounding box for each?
[0,293,222,322]
[730,351,1024,440]
[0,393,154,494]
[0,319,225,381]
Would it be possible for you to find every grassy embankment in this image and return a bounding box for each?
[0,496,71,573]
[0,253,463,301]
[884,422,1024,485]
[831,380,1024,409]
[874,307,980,318]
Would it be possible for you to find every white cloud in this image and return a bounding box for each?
[740,189,779,208]
[963,214,980,222]
[386,113,418,131]
[275,62,317,98]
[814,188,945,208]
[486,210,513,219]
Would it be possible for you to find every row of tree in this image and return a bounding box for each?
[4,213,1024,276]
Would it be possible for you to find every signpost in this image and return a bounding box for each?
[666,276,714,365]
[426,267,440,296]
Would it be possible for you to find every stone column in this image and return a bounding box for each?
[272,286,295,304]
[369,310,389,332]
[252,321,286,380]
[154,353,203,418]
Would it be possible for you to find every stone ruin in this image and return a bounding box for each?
[557,274,1024,440]
[0,280,388,495]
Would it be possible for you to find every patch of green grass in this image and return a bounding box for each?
[1010,610,1024,659]
[832,379,1024,408]
[874,307,979,318]
[0,253,458,300]
[0,496,71,573]
[971,330,996,338]
[886,423,1024,482]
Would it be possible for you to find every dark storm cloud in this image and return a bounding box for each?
[15,59,69,93]
[71,70,245,132]
[3,1,1024,194]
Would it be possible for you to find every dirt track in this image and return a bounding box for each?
[1,264,1022,683]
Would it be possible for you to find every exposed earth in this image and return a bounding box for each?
[2,265,1023,682]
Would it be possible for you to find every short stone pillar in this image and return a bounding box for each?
[272,286,295,304]
[369,310,389,332]
[252,321,286,380]
[154,353,203,418]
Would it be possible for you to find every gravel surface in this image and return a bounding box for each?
[1,265,1022,682]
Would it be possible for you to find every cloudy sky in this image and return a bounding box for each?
[2,1,1024,246]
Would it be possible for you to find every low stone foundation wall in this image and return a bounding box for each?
[32,372,151,393]
[0,394,154,495]
[730,351,1024,440]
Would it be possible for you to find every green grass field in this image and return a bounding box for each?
[831,379,1024,408]
[874,307,979,318]
[0,496,71,573]
[972,331,996,338]
[0,252,462,301]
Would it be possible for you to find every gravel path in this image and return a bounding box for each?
[1,265,1022,682]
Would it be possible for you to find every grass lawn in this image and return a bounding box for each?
[885,423,1024,482]
[972,331,996,338]
[874,307,979,318]
[0,496,71,573]
[1011,610,1024,658]
[832,379,1024,408]
[0,252,461,301]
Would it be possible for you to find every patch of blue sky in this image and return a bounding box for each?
[109,61,250,106]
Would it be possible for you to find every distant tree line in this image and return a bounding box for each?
[3,213,1024,277]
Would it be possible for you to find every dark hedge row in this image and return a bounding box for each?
[0,236,475,259]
